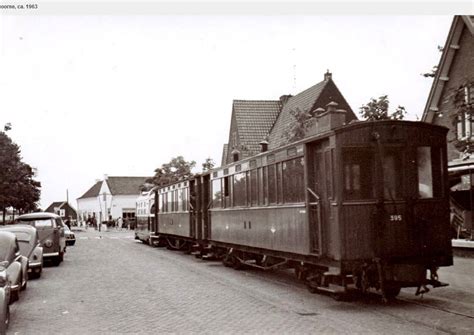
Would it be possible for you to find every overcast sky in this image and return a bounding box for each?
[0,12,455,209]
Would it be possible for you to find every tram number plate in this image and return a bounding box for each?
[389,215,402,222]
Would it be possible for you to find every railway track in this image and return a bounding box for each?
[398,296,474,320]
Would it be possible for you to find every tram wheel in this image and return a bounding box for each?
[383,286,401,300]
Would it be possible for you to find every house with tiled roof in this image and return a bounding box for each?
[76,176,150,224]
[45,201,77,220]
[267,71,356,150]
[421,16,474,237]
[222,99,282,165]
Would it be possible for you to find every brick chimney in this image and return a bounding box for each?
[279,95,292,106]
[306,101,346,136]
[324,70,332,81]
[259,138,269,153]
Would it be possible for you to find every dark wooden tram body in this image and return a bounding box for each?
[150,119,452,299]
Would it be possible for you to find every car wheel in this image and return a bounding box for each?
[52,256,61,267]
[9,289,19,304]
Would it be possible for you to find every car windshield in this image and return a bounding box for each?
[17,219,54,228]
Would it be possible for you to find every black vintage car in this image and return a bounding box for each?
[15,212,66,266]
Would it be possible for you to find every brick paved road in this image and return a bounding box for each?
[7,228,474,334]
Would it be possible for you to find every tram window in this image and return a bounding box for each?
[258,168,265,205]
[250,169,258,206]
[282,158,305,203]
[383,149,403,199]
[417,147,433,198]
[433,147,444,197]
[233,172,247,207]
[343,149,375,200]
[276,163,283,204]
[325,151,333,199]
[180,188,188,212]
[173,190,178,212]
[212,179,222,208]
[223,176,230,207]
[268,165,277,204]
[417,146,444,198]
[167,191,173,212]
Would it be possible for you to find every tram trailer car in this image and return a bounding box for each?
[135,189,156,245]
[151,118,453,300]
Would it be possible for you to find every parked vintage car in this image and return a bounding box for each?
[63,225,76,246]
[15,212,66,266]
[0,225,43,279]
[0,231,27,304]
[0,262,10,335]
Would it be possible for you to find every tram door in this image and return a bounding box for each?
[307,141,331,255]
[190,180,197,239]
[153,189,159,233]
[201,174,211,240]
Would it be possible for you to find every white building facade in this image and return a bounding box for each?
[76,176,150,224]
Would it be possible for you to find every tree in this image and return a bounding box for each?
[146,156,196,187]
[284,107,316,143]
[0,126,41,222]
[201,157,215,172]
[421,45,443,78]
[359,95,407,121]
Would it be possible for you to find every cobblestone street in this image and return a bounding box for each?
[7,228,474,334]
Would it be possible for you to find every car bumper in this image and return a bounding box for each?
[43,252,59,257]
[28,261,42,269]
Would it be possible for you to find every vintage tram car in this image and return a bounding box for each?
[135,189,156,244]
[147,113,452,300]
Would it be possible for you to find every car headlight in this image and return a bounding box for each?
[44,240,53,248]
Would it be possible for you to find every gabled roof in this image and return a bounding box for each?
[45,201,66,212]
[77,181,102,199]
[422,16,474,123]
[268,74,355,149]
[232,99,282,158]
[105,176,151,196]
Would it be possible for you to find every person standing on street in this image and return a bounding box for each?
[117,217,123,231]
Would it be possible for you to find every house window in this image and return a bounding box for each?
[462,84,474,105]
[456,112,473,140]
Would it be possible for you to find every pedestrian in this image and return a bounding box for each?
[125,218,130,230]
[65,216,71,229]
[117,216,123,231]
